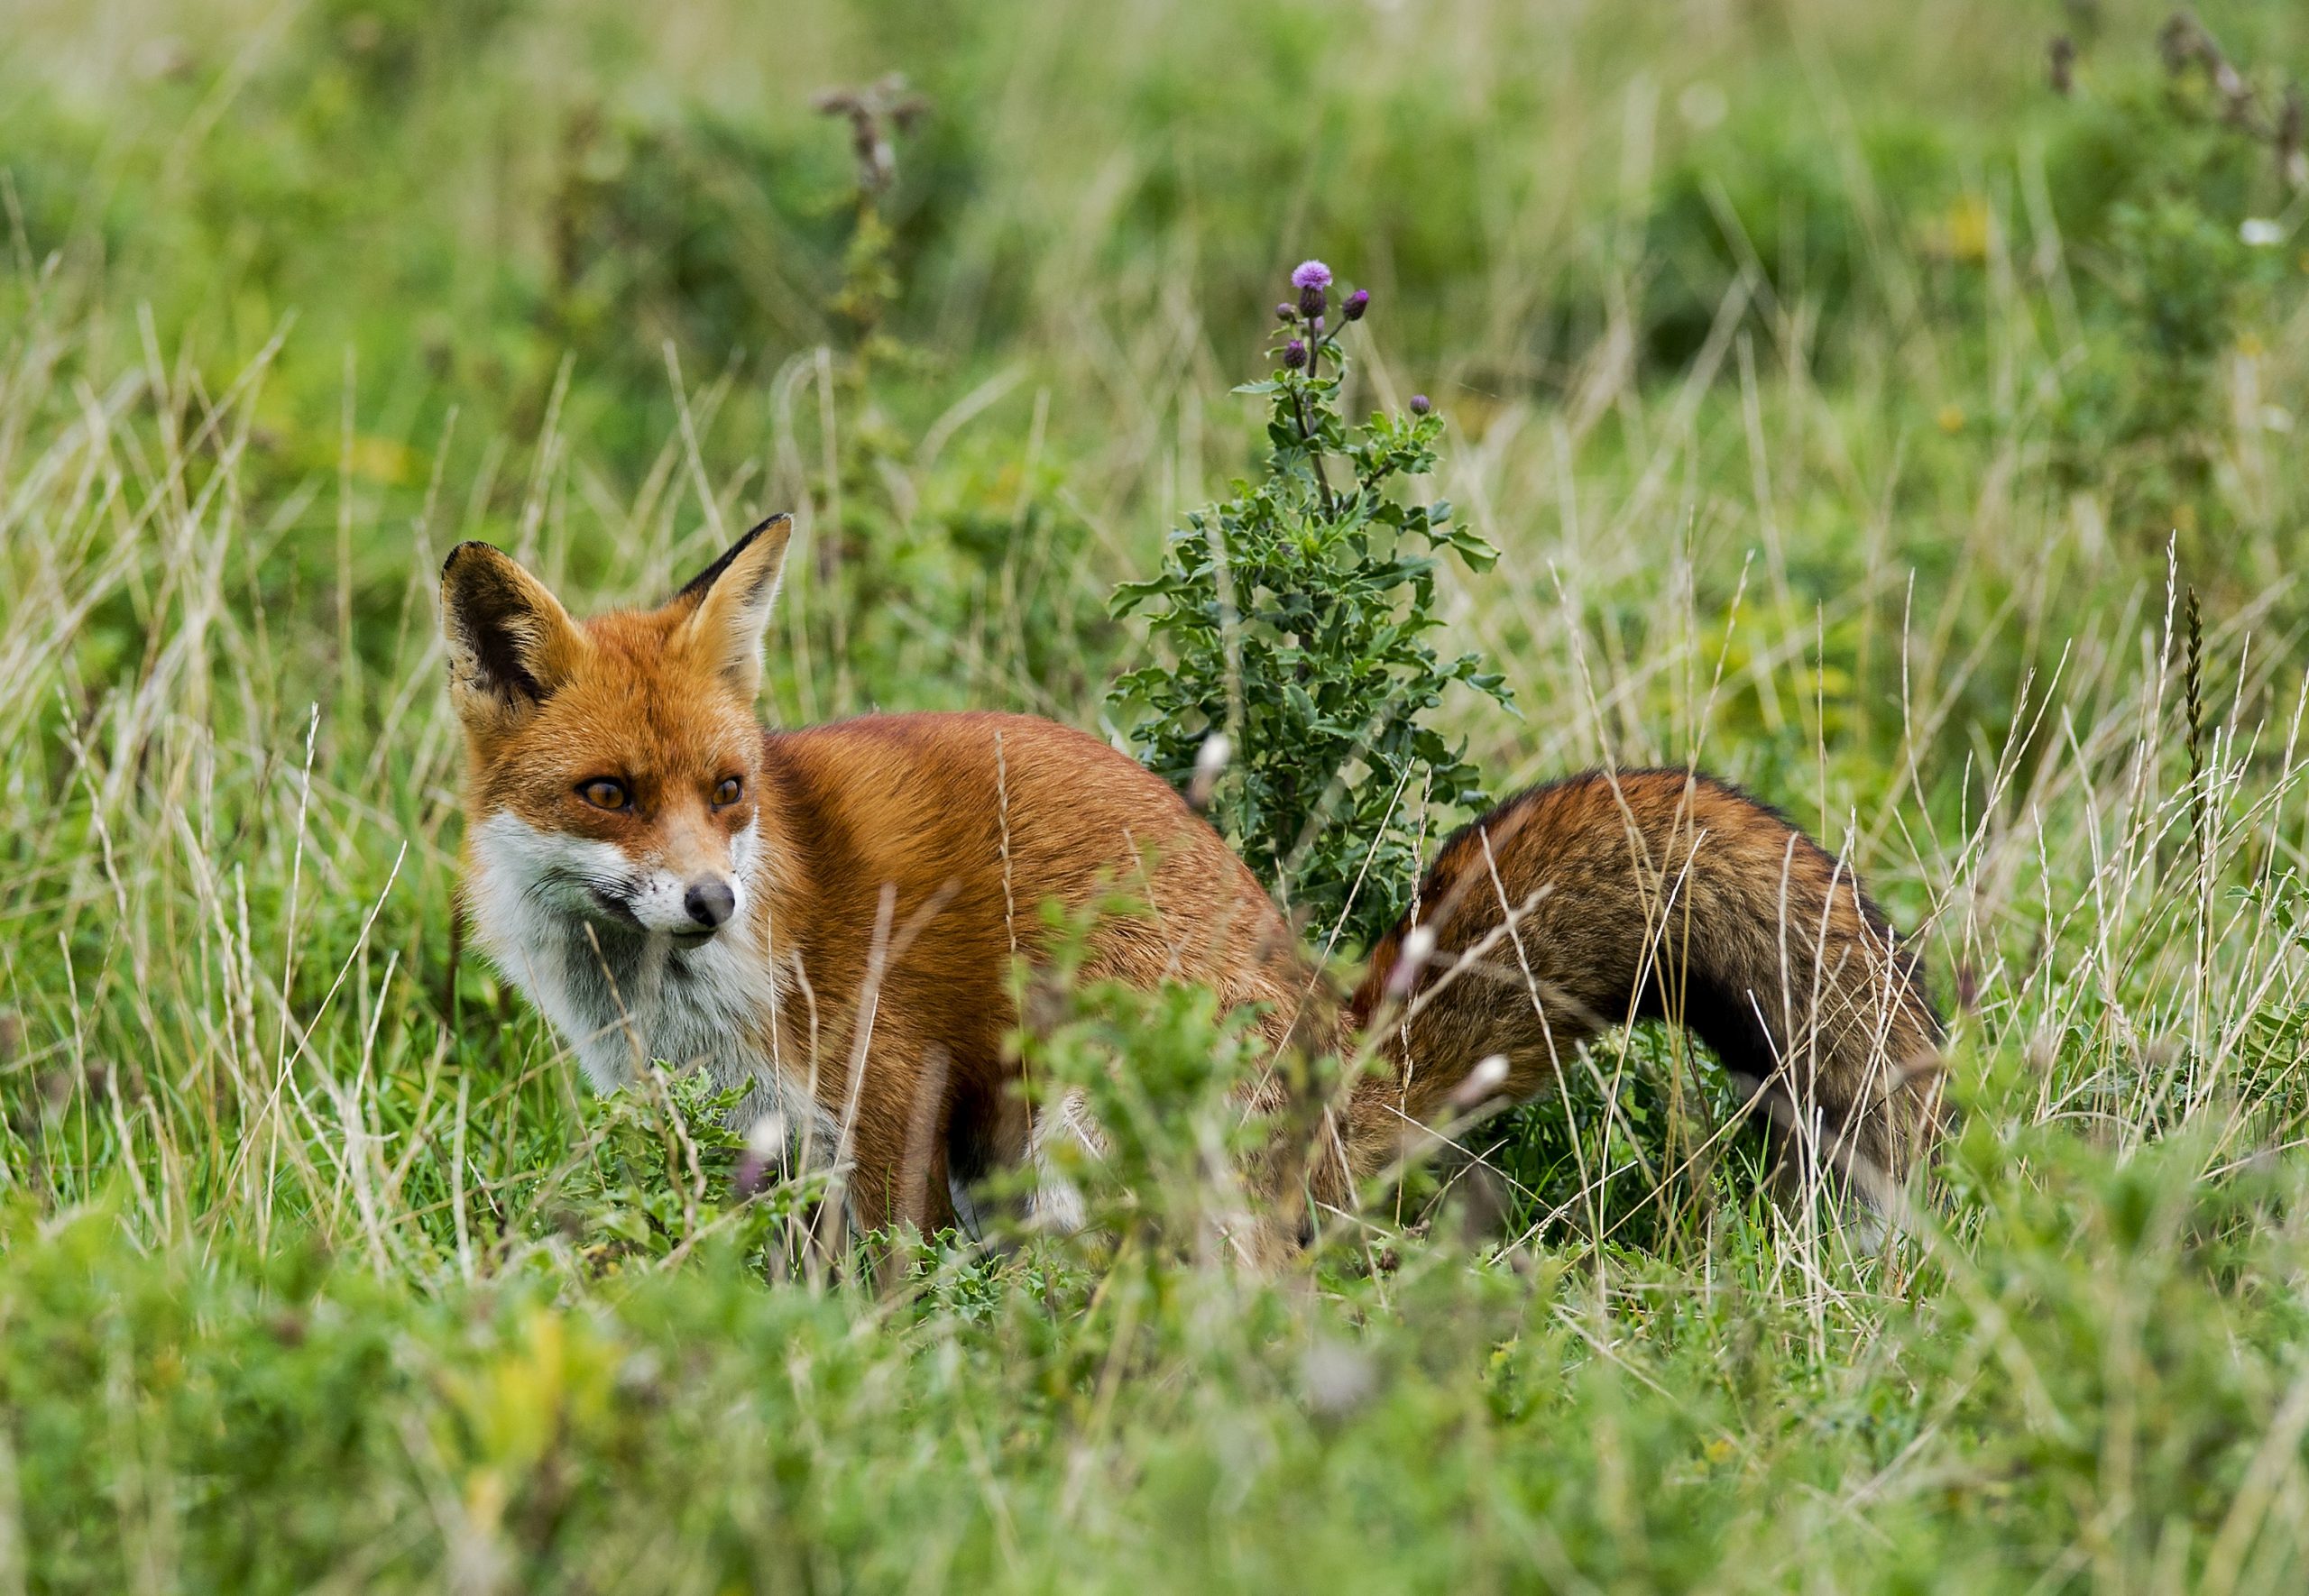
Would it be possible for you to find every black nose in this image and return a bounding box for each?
[683,879,736,930]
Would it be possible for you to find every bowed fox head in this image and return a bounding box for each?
[439,517,790,947]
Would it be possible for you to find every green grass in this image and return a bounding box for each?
[6,0,2309,1588]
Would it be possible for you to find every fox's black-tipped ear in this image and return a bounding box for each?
[439,542,584,722]
[673,515,791,701]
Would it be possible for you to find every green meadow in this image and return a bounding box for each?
[5,0,2309,1587]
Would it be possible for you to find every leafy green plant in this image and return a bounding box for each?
[547,1067,825,1275]
[1008,894,1283,1259]
[1111,261,1510,952]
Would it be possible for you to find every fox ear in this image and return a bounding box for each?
[673,515,791,700]
[438,543,584,721]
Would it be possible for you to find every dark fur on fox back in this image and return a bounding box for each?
[1338,767,1943,1198]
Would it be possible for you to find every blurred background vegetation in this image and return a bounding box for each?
[8,0,2309,1588]
[10,0,2304,748]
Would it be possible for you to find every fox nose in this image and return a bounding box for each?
[683,878,737,931]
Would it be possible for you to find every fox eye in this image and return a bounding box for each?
[713,776,743,808]
[578,777,630,812]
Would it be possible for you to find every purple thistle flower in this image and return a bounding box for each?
[1283,339,1309,369]
[738,1114,786,1198]
[1409,394,1431,415]
[1291,260,1332,291]
[1342,289,1369,321]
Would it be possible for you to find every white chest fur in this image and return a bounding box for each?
[463,812,826,1142]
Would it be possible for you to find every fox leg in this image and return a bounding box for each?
[827,1041,961,1241]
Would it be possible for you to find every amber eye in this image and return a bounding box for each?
[713,776,743,808]
[578,778,630,812]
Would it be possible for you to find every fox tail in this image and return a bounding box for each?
[1335,768,1944,1208]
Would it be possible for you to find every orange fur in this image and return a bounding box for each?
[443,519,1942,1246]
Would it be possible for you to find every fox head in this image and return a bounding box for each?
[439,517,791,951]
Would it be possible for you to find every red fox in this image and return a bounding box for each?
[442,516,1942,1245]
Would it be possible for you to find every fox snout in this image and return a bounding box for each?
[683,878,737,931]
[609,859,743,941]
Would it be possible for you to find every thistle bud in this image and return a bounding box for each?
[1276,302,1298,321]
[1189,732,1232,810]
[736,1114,787,1198]
[1448,1053,1512,1110]
[1409,394,1431,415]
[1383,923,1439,1001]
[1283,339,1309,370]
[1301,1338,1377,1418]
[1342,289,1369,321]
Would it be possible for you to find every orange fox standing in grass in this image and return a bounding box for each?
[443,514,1942,1247]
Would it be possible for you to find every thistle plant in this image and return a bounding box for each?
[1112,261,1509,953]
[2043,15,2307,554]
[813,73,930,358]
